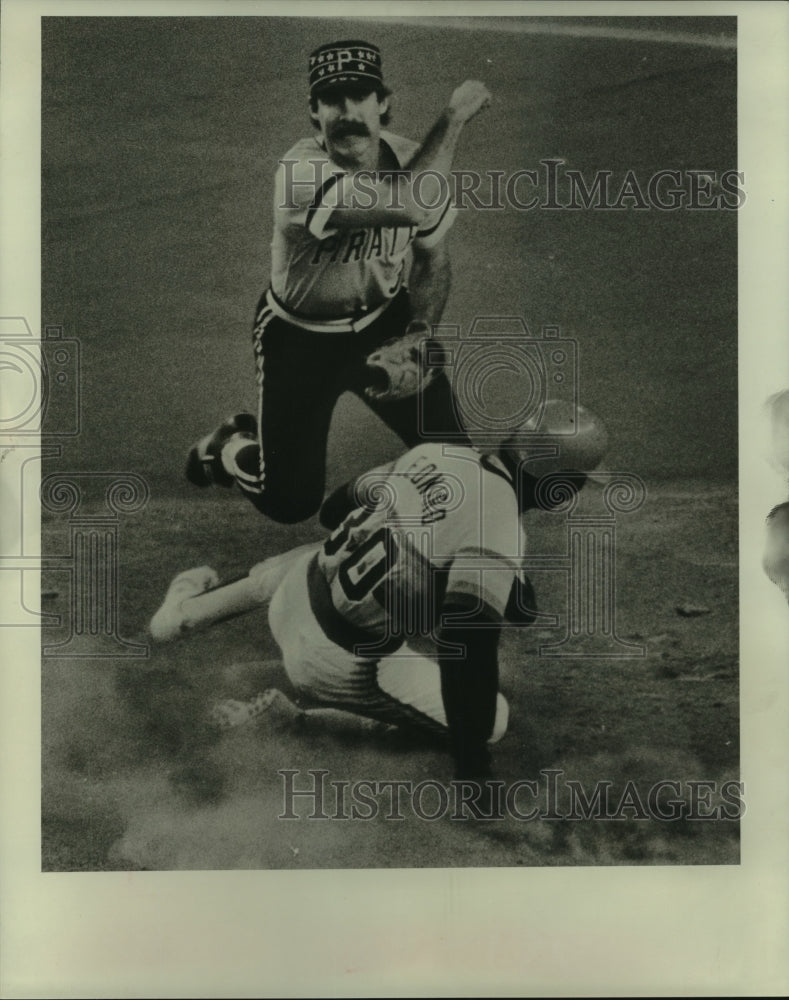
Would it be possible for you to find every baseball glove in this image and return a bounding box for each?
[364,320,443,402]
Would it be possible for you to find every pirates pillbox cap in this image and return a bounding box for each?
[309,40,384,98]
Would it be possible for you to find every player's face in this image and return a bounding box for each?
[314,87,388,169]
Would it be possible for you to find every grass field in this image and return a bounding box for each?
[39,15,740,870]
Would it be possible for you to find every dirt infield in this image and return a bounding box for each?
[41,483,738,870]
[40,16,739,870]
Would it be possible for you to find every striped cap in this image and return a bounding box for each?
[309,40,384,98]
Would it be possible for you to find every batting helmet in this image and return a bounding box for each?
[499,400,608,511]
[501,399,608,475]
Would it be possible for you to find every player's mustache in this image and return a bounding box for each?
[331,121,371,139]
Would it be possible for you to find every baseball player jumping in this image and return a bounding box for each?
[154,402,608,786]
[186,39,492,524]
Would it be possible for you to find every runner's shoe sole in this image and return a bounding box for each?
[185,412,258,488]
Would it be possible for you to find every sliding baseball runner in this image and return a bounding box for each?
[156,402,608,784]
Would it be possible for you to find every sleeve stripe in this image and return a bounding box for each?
[441,593,504,625]
[452,546,521,571]
[305,173,343,237]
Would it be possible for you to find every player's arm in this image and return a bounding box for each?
[319,461,396,530]
[362,240,452,402]
[436,601,502,781]
[324,80,491,231]
[408,239,451,326]
[433,469,521,780]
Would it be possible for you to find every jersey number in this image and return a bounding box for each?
[338,527,398,601]
[323,509,399,602]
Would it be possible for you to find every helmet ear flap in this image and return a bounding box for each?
[506,463,589,513]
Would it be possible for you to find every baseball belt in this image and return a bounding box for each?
[306,554,402,656]
[265,289,393,334]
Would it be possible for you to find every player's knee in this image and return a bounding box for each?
[234,472,322,523]
[261,494,322,524]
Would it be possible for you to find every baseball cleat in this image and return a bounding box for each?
[185,412,258,488]
[150,566,220,641]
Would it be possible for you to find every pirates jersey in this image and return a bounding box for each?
[315,444,524,645]
[270,131,456,318]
